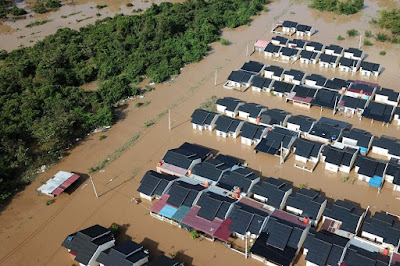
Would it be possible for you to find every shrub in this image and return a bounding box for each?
[376,32,390,42]
[347,29,358,37]
[379,50,386,55]
[299,183,307,189]
[98,135,107,140]
[10,6,27,16]
[46,199,54,206]
[96,13,101,17]
[145,85,154,92]
[33,0,47,14]
[363,39,373,46]
[190,230,200,239]
[337,35,345,41]
[365,30,373,38]
[126,3,133,7]
[96,4,107,9]
[110,223,120,234]
[220,38,230,45]
[144,120,155,127]
[45,0,61,8]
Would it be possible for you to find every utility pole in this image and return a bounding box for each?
[214,69,218,86]
[168,109,171,131]
[359,35,362,49]
[89,175,99,198]
[246,42,249,57]
[280,141,284,165]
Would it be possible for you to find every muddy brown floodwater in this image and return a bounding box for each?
[1,0,400,265]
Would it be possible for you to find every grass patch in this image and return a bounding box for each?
[220,38,230,45]
[76,16,93,23]
[45,199,54,206]
[299,183,307,189]
[337,35,345,41]
[126,3,133,7]
[26,20,51,28]
[363,39,373,46]
[379,50,386,55]
[144,120,155,127]
[347,29,358,37]
[375,32,390,42]
[341,176,350,182]
[96,13,101,17]
[61,11,81,18]
[263,6,269,12]
[98,135,107,140]
[365,30,373,38]
[132,8,143,13]
[96,4,107,9]
[190,230,200,239]
[145,85,155,92]
[200,95,217,112]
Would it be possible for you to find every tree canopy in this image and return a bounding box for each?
[309,0,364,15]
[0,0,265,201]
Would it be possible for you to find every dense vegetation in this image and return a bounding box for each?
[0,0,265,201]
[309,0,364,15]
[0,0,26,18]
[371,9,400,43]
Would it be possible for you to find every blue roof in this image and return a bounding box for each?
[158,205,178,218]
[368,175,383,188]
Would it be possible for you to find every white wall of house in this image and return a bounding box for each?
[325,162,339,172]
[238,111,250,120]
[287,122,300,132]
[385,174,394,183]
[394,184,400,192]
[216,130,228,138]
[216,105,226,114]
[225,110,237,118]
[295,155,308,163]
[305,260,319,266]
[89,240,115,266]
[241,137,254,146]
[319,62,331,68]
[281,189,293,210]
[358,174,371,183]
[339,164,352,173]
[375,95,398,106]
[252,86,262,92]
[226,80,241,88]
[300,58,311,64]
[139,192,155,201]
[253,194,268,203]
[361,231,384,244]
[286,205,303,216]
[192,123,205,131]
[371,146,389,156]
[315,200,327,226]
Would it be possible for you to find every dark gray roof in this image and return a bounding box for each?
[166,180,205,207]
[282,20,298,28]
[192,159,230,182]
[293,138,323,159]
[300,50,318,60]
[214,154,241,168]
[217,167,258,193]
[216,97,243,112]
[362,211,400,246]
[339,95,367,110]
[228,201,269,235]
[272,80,294,94]
[241,122,266,140]
[320,54,338,64]
[147,255,179,266]
[190,109,218,126]
[281,47,299,57]
[97,240,147,266]
[251,177,291,208]
[162,143,211,169]
[238,103,266,118]
[283,69,305,81]
[296,24,312,32]
[288,38,306,48]
[272,36,289,45]
[287,115,316,132]
[286,188,326,220]
[264,65,284,77]
[137,170,175,197]
[355,155,386,178]
[215,116,242,133]
[339,57,359,67]
[363,101,394,123]
[324,78,350,91]
[306,41,324,52]
[325,44,344,54]
[395,106,400,116]
[373,135,400,157]
[311,89,340,109]
[342,245,390,266]
[292,85,318,99]
[264,43,282,53]
[309,117,350,141]
[344,47,364,57]
[227,70,253,83]
[323,200,365,233]
[323,145,358,167]
[255,127,297,155]
[252,76,274,89]
[349,83,376,94]
[342,128,373,148]
[259,109,291,126]
[240,61,264,74]
[361,61,381,72]
[303,230,348,266]
[196,191,236,221]
[386,159,400,185]
[61,225,114,265]
[376,88,399,102]
[305,74,328,87]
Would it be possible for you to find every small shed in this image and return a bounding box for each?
[37,171,80,197]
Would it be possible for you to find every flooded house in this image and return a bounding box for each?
[337,95,368,116]
[190,109,220,131]
[240,122,268,146]
[305,41,325,53]
[264,42,282,57]
[395,107,400,126]
[311,89,341,110]
[286,115,316,134]
[341,128,374,155]
[253,40,269,52]
[271,35,289,47]
[324,78,351,93]
[97,240,149,266]
[137,170,176,201]
[189,154,240,186]
[227,197,272,240]
[214,116,244,138]
[240,60,265,76]
[339,57,360,73]
[251,177,292,210]
[295,23,315,37]
[287,38,306,50]
[361,211,400,252]
[300,50,320,64]
[355,155,386,188]
[321,144,358,173]
[157,142,212,176]
[324,44,344,57]
[303,230,349,266]
[280,47,300,62]
[237,102,267,123]
[319,53,340,68]
[286,85,318,109]
[270,80,294,97]
[224,70,254,91]
[264,65,284,81]
[306,117,350,143]
[216,167,260,197]
[292,138,324,172]
[384,159,400,192]
[215,97,244,117]
[362,101,395,124]
[251,76,274,92]
[61,225,115,266]
[340,239,391,266]
[250,209,310,266]
[321,200,367,239]
[304,74,328,88]
[371,135,400,160]
[345,81,377,100]
[343,47,365,61]
[360,61,382,77]
[281,20,298,35]
[283,69,306,85]
[374,88,400,106]
[258,109,292,128]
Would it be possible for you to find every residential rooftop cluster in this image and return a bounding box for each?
[224,60,400,125]
[191,97,400,191]
[135,142,400,266]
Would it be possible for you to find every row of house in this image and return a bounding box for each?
[137,143,400,266]
[61,224,181,266]
[271,20,316,37]
[191,101,400,191]
[225,61,400,124]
